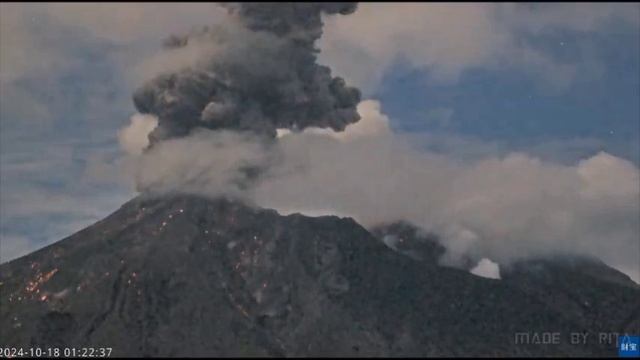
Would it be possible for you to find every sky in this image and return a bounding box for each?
[1,3,638,280]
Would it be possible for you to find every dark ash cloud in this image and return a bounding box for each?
[133,2,361,144]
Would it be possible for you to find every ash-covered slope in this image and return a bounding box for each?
[1,194,638,357]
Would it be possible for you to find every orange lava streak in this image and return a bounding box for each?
[25,268,59,293]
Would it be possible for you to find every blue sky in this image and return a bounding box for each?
[373,14,639,164]
[0,3,638,266]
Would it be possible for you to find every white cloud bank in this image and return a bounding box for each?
[319,3,640,92]
[121,100,640,283]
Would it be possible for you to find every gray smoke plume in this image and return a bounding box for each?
[133,2,361,144]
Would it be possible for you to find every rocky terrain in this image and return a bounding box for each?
[1,194,638,357]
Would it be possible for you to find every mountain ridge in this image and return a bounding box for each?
[1,194,638,357]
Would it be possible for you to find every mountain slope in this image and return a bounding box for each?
[1,194,638,357]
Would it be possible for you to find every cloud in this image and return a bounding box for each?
[0,6,133,130]
[0,179,133,264]
[1,3,226,48]
[3,3,638,126]
[0,136,134,264]
[318,3,640,92]
[263,106,640,283]
[470,258,501,279]
[46,3,226,43]
[125,100,639,282]
[497,3,640,34]
[118,114,158,155]
[0,4,73,83]
[0,234,34,264]
[129,130,270,197]
[276,100,391,141]
[577,152,640,199]
[129,34,223,85]
[0,3,229,126]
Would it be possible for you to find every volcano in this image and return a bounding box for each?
[1,194,638,357]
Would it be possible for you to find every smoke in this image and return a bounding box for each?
[470,258,501,280]
[114,3,639,282]
[132,3,361,144]
[130,129,270,198]
[121,99,640,282]
[118,114,158,156]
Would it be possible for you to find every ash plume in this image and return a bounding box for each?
[132,2,361,144]
[122,100,640,282]
[118,2,639,283]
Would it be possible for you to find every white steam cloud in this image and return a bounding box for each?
[470,258,501,280]
[118,100,640,282]
[118,114,158,155]
[319,3,640,92]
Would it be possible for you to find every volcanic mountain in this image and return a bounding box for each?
[1,194,638,357]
